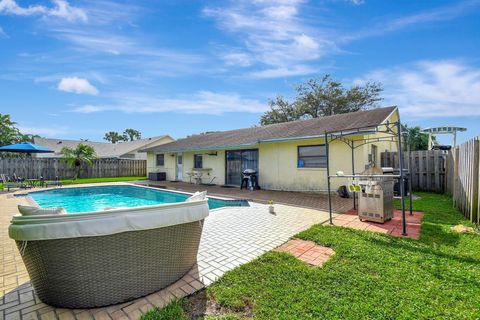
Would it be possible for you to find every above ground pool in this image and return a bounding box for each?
[22,184,249,213]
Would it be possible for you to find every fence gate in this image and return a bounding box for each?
[381,150,447,193]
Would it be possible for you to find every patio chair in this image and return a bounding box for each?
[186,171,194,183]
[44,176,62,188]
[0,174,23,191]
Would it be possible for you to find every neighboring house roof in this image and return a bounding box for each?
[142,106,397,153]
[34,135,172,158]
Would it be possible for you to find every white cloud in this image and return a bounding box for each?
[221,51,253,67]
[203,1,333,77]
[71,91,267,115]
[357,60,480,118]
[349,0,364,5]
[0,0,45,15]
[0,0,87,22]
[250,65,318,78]
[0,26,7,38]
[47,0,87,22]
[57,77,99,95]
[17,125,70,137]
[71,105,104,113]
[205,0,478,78]
[342,1,480,42]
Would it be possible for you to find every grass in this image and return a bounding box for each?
[59,176,147,185]
[142,193,480,319]
[141,300,189,320]
[0,176,146,190]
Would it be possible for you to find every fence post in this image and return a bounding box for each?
[453,147,459,207]
[471,139,479,223]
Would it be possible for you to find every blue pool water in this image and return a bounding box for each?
[26,185,249,213]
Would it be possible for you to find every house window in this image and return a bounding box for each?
[297,145,327,168]
[194,154,203,168]
[156,154,164,166]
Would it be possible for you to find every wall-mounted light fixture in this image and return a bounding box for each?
[207,151,218,156]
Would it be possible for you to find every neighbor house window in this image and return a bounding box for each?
[297,145,327,168]
[194,154,203,168]
[156,154,165,166]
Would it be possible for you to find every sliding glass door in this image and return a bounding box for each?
[225,149,259,186]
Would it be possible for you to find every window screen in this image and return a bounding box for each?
[156,154,164,166]
[297,145,327,168]
[194,154,203,168]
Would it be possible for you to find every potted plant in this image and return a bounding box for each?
[268,200,275,214]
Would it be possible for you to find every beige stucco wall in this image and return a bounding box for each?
[146,150,226,184]
[146,137,396,191]
[146,151,176,179]
[181,151,226,184]
[146,108,400,190]
[258,138,361,191]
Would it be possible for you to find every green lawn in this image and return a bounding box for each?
[142,193,480,319]
[0,176,146,190]
[59,176,147,185]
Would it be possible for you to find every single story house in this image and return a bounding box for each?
[141,107,399,191]
[34,135,173,160]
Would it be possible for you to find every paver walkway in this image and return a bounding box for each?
[275,239,335,266]
[0,185,336,320]
[330,209,424,239]
[135,180,353,213]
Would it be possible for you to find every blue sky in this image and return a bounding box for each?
[1,0,479,145]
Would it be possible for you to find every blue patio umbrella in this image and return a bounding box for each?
[0,142,54,153]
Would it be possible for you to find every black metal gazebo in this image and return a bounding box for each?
[323,118,412,236]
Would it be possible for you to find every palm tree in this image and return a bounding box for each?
[104,131,124,144]
[403,125,436,151]
[61,143,97,179]
[123,128,142,141]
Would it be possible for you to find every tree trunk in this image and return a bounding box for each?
[74,165,80,180]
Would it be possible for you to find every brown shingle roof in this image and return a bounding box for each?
[142,106,397,153]
[34,135,171,158]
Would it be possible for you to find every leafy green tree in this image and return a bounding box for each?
[403,125,435,151]
[260,74,383,125]
[61,143,97,179]
[123,128,142,141]
[0,114,21,146]
[0,114,40,158]
[104,131,125,144]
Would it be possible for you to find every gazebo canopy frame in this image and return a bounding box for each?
[324,120,412,236]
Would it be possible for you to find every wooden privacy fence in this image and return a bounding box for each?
[0,157,146,180]
[452,137,480,224]
[381,150,447,193]
[382,138,480,224]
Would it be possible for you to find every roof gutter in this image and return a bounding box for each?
[146,130,379,153]
[258,129,378,144]
[142,142,259,153]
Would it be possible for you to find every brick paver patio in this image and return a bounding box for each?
[275,239,335,267]
[135,180,353,213]
[331,209,424,239]
[0,184,338,320]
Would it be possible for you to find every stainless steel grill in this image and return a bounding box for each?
[358,167,394,223]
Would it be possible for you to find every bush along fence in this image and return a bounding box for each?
[381,150,447,193]
[0,157,146,180]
